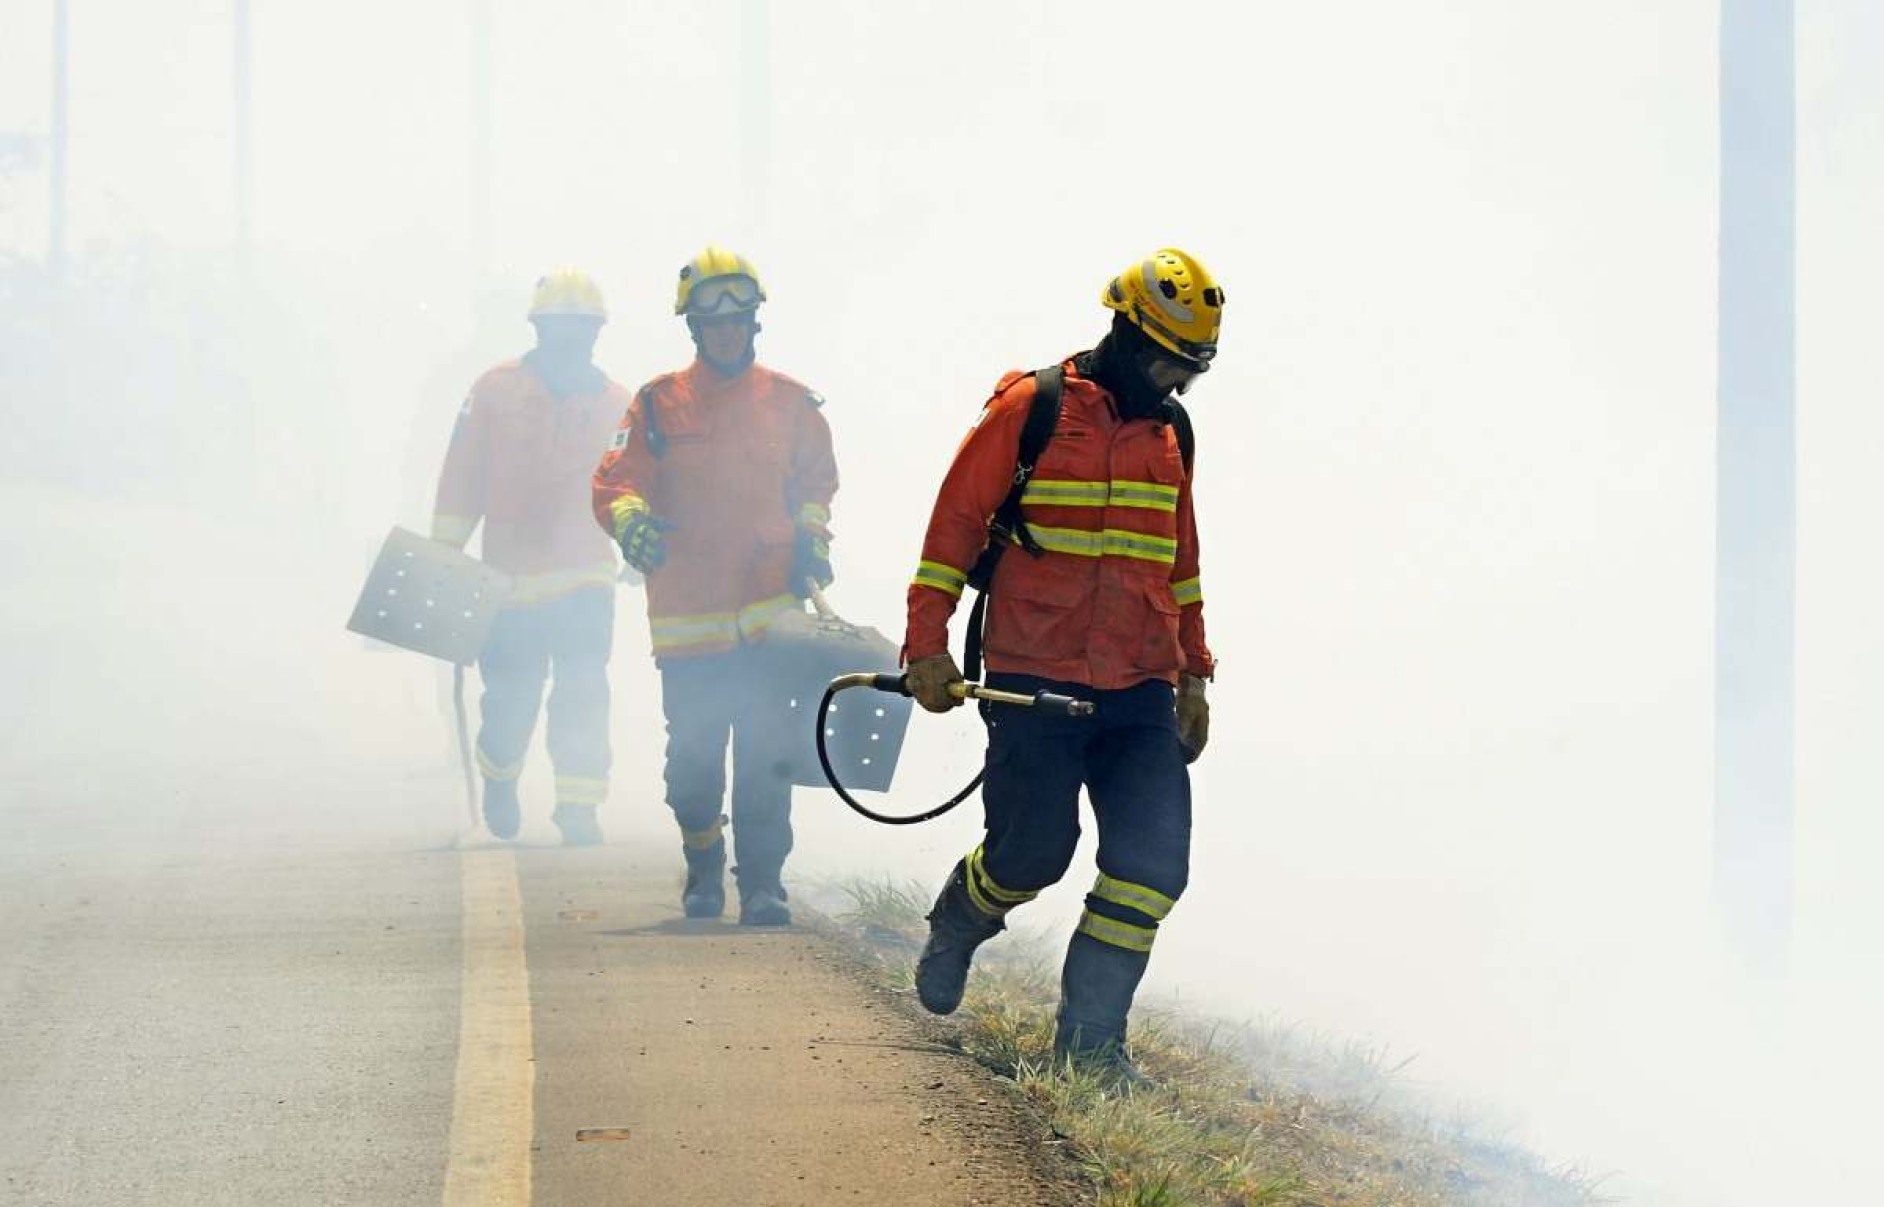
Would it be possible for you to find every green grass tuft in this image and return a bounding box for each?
[822,877,1611,1207]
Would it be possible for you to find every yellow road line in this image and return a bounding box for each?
[442,849,533,1207]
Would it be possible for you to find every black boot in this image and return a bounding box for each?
[681,840,726,919]
[915,862,1005,1015]
[737,869,791,927]
[551,803,604,847]
[482,778,520,840]
[1053,930,1152,1085]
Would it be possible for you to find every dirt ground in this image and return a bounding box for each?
[517,845,1092,1207]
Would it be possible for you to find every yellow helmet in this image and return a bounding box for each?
[527,268,607,321]
[1101,248,1224,369]
[675,245,767,316]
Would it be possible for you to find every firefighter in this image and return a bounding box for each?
[901,248,1221,1077]
[591,247,838,927]
[432,269,631,846]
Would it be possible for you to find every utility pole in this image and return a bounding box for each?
[739,0,770,241]
[233,0,252,256]
[50,0,69,281]
[469,0,492,277]
[1715,0,1796,982]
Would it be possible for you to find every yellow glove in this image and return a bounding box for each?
[905,653,965,714]
[1177,673,1209,764]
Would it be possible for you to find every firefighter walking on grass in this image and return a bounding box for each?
[432,269,632,845]
[903,249,1221,1077]
[591,247,838,927]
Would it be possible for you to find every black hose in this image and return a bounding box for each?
[815,678,984,826]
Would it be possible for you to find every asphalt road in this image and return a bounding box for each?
[0,790,1076,1207]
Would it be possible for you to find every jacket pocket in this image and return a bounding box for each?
[1133,577,1184,673]
[984,563,1092,665]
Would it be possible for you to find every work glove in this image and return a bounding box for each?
[790,527,833,599]
[905,652,966,714]
[1176,673,1210,764]
[617,511,675,574]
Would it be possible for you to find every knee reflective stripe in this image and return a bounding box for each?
[1076,909,1157,954]
[681,816,726,850]
[476,746,526,782]
[554,775,608,806]
[964,845,1038,917]
[1091,873,1176,923]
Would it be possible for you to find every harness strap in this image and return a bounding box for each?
[963,365,1064,682]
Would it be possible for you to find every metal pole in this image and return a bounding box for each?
[1715,0,1796,982]
[739,0,770,239]
[50,0,68,280]
[233,0,252,254]
[469,0,492,275]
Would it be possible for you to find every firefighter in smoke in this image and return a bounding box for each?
[432,269,631,845]
[591,247,838,927]
[902,249,1220,1076]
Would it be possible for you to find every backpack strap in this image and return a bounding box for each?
[1161,397,1196,473]
[962,365,1065,682]
[969,365,1064,586]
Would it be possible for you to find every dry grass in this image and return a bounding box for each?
[821,876,1609,1207]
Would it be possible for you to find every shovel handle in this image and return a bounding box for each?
[806,580,838,621]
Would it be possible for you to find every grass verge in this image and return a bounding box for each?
[816,877,1609,1207]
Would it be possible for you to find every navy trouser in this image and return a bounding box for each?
[971,674,1192,954]
[659,646,796,889]
[475,586,614,806]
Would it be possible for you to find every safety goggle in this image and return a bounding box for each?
[687,275,764,316]
[1131,307,1216,372]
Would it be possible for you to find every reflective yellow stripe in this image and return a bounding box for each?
[912,560,968,598]
[476,746,526,782]
[1076,910,1157,954]
[1092,873,1176,922]
[797,502,831,529]
[509,565,617,605]
[1107,480,1180,513]
[1102,530,1178,563]
[651,610,738,652]
[1030,526,1107,557]
[968,845,1038,910]
[681,816,726,850]
[1017,480,1178,513]
[607,493,649,540]
[554,775,609,806]
[1171,576,1203,607]
[1020,479,1109,507]
[738,593,799,639]
[1030,526,1178,566]
[651,596,797,653]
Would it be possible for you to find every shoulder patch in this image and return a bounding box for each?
[609,426,633,451]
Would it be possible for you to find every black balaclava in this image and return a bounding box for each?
[1086,313,1176,421]
[524,316,606,400]
[688,312,761,377]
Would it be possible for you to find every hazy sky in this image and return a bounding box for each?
[2,3,1880,1205]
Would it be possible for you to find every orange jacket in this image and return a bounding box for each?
[905,361,1213,690]
[432,359,631,603]
[591,359,837,660]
